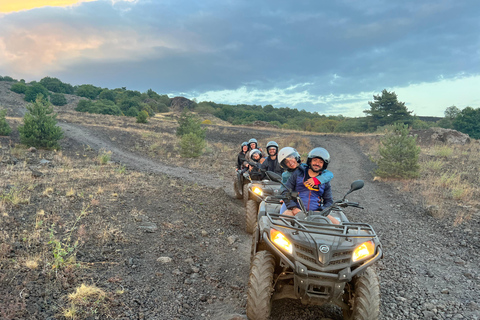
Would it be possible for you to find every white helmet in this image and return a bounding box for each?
[278,147,301,172]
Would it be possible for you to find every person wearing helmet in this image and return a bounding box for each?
[278,147,333,185]
[260,141,282,175]
[248,138,258,150]
[245,138,267,165]
[281,147,338,224]
[247,148,265,180]
[236,141,250,170]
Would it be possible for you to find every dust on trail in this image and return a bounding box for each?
[58,122,231,193]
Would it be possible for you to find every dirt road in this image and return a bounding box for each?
[58,122,480,319]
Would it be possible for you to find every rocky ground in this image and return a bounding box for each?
[0,81,479,319]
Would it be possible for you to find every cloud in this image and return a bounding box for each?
[0,0,97,14]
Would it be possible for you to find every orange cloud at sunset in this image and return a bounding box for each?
[0,0,97,14]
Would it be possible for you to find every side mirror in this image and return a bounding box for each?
[265,171,282,182]
[344,180,364,198]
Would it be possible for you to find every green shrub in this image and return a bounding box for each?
[75,99,95,112]
[141,104,155,117]
[125,107,139,117]
[18,95,63,149]
[39,77,74,94]
[0,109,12,136]
[180,132,206,158]
[0,75,15,82]
[136,110,148,123]
[156,102,170,113]
[10,82,27,94]
[176,112,206,139]
[75,84,102,99]
[24,83,49,102]
[50,93,67,106]
[375,123,420,179]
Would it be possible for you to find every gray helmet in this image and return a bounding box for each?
[248,138,258,149]
[307,147,330,171]
[250,149,262,162]
[278,147,301,172]
[266,141,279,155]
[241,141,249,151]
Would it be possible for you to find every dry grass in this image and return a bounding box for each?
[63,283,110,319]
[359,135,480,224]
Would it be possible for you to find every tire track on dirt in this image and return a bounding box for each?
[58,122,232,194]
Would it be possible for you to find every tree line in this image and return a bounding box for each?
[2,74,479,138]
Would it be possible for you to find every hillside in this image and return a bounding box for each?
[1,81,479,319]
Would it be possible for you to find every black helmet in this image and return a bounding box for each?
[248,138,258,149]
[250,149,262,162]
[266,141,279,155]
[306,147,330,171]
[278,147,301,172]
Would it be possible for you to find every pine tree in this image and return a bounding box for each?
[364,89,413,131]
[0,109,11,136]
[18,94,63,149]
[375,123,420,179]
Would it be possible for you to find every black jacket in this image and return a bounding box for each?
[260,156,283,175]
[237,151,247,170]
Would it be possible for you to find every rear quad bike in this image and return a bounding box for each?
[247,176,383,320]
[233,169,248,200]
[244,166,282,234]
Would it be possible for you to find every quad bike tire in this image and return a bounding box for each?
[246,199,258,234]
[243,184,250,206]
[233,179,242,199]
[246,250,275,320]
[251,225,268,263]
[342,267,380,320]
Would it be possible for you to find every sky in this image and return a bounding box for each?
[0,0,479,117]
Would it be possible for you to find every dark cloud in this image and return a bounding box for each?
[2,0,479,114]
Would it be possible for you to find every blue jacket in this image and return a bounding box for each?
[282,165,333,211]
[282,163,333,185]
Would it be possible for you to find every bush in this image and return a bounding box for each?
[180,132,206,158]
[375,123,420,179]
[39,77,74,94]
[125,107,139,117]
[136,110,148,123]
[75,84,102,99]
[0,75,15,82]
[18,95,63,149]
[50,93,67,106]
[24,83,49,102]
[156,102,170,113]
[10,82,27,94]
[176,112,206,139]
[201,119,212,125]
[75,99,95,112]
[0,109,11,136]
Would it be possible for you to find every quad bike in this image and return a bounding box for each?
[233,169,249,200]
[247,173,383,320]
[244,164,282,234]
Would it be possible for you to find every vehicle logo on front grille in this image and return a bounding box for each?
[319,245,329,253]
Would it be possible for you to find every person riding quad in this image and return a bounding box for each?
[280,147,339,224]
[236,141,249,171]
[247,148,265,181]
[245,138,266,164]
[260,141,283,175]
[278,147,333,185]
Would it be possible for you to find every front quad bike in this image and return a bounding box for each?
[247,179,383,320]
[245,171,282,234]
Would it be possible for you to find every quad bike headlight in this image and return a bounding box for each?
[270,229,292,254]
[253,187,263,196]
[352,241,375,262]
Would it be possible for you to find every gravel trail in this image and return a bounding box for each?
[58,122,480,320]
